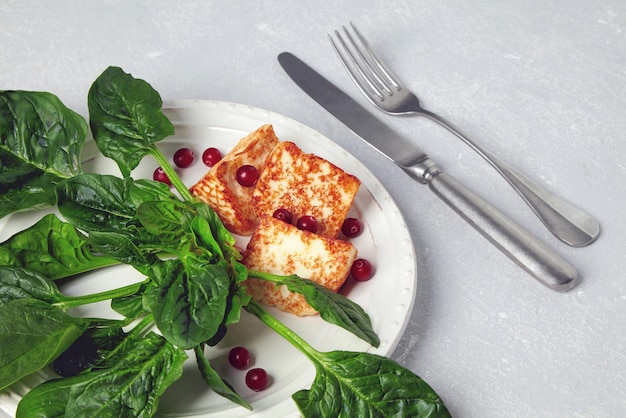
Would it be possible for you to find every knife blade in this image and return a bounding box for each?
[278,51,577,291]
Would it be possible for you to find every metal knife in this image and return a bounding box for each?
[278,52,577,291]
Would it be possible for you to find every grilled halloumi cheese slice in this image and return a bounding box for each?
[243,215,357,316]
[252,141,360,239]
[190,124,279,235]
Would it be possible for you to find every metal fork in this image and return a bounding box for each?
[329,22,600,247]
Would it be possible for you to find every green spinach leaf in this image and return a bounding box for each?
[190,214,225,262]
[246,301,450,418]
[87,66,174,177]
[127,177,177,205]
[293,350,451,418]
[249,271,379,347]
[194,345,252,410]
[144,256,232,349]
[16,331,187,417]
[223,260,251,326]
[0,298,88,390]
[0,213,118,280]
[0,90,87,217]
[193,201,241,261]
[0,266,65,305]
[287,275,379,347]
[136,199,240,263]
[87,325,128,366]
[90,315,154,369]
[136,199,195,249]
[0,165,64,218]
[0,265,144,312]
[56,174,179,260]
[87,230,159,274]
[57,173,147,233]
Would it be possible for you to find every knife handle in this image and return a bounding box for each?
[427,171,577,291]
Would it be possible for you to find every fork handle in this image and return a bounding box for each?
[421,110,600,247]
[425,171,578,291]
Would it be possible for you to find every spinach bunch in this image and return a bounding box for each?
[0,67,450,417]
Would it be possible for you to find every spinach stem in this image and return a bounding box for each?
[244,301,320,361]
[150,145,194,202]
[54,280,146,309]
[247,270,299,283]
[128,313,155,338]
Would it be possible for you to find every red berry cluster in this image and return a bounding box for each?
[271,211,374,282]
[340,217,374,281]
[271,208,319,234]
[228,346,269,392]
[154,147,375,283]
[153,146,224,186]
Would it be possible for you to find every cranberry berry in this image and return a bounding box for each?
[173,147,194,168]
[341,217,363,238]
[273,208,293,224]
[202,147,223,167]
[350,258,374,281]
[245,368,269,391]
[228,346,251,370]
[236,165,259,187]
[153,167,171,186]
[296,215,318,233]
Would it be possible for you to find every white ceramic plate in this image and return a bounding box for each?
[0,100,416,418]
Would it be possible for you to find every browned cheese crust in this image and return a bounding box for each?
[189,124,279,235]
[242,216,357,316]
[252,141,360,239]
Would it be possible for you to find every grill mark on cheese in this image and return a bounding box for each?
[252,141,360,238]
[190,124,279,235]
[243,216,357,316]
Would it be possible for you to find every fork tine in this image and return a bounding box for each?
[339,26,393,96]
[329,28,385,101]
[329,23,405,104]
[348,22,403,92]
[341,24,395,96]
